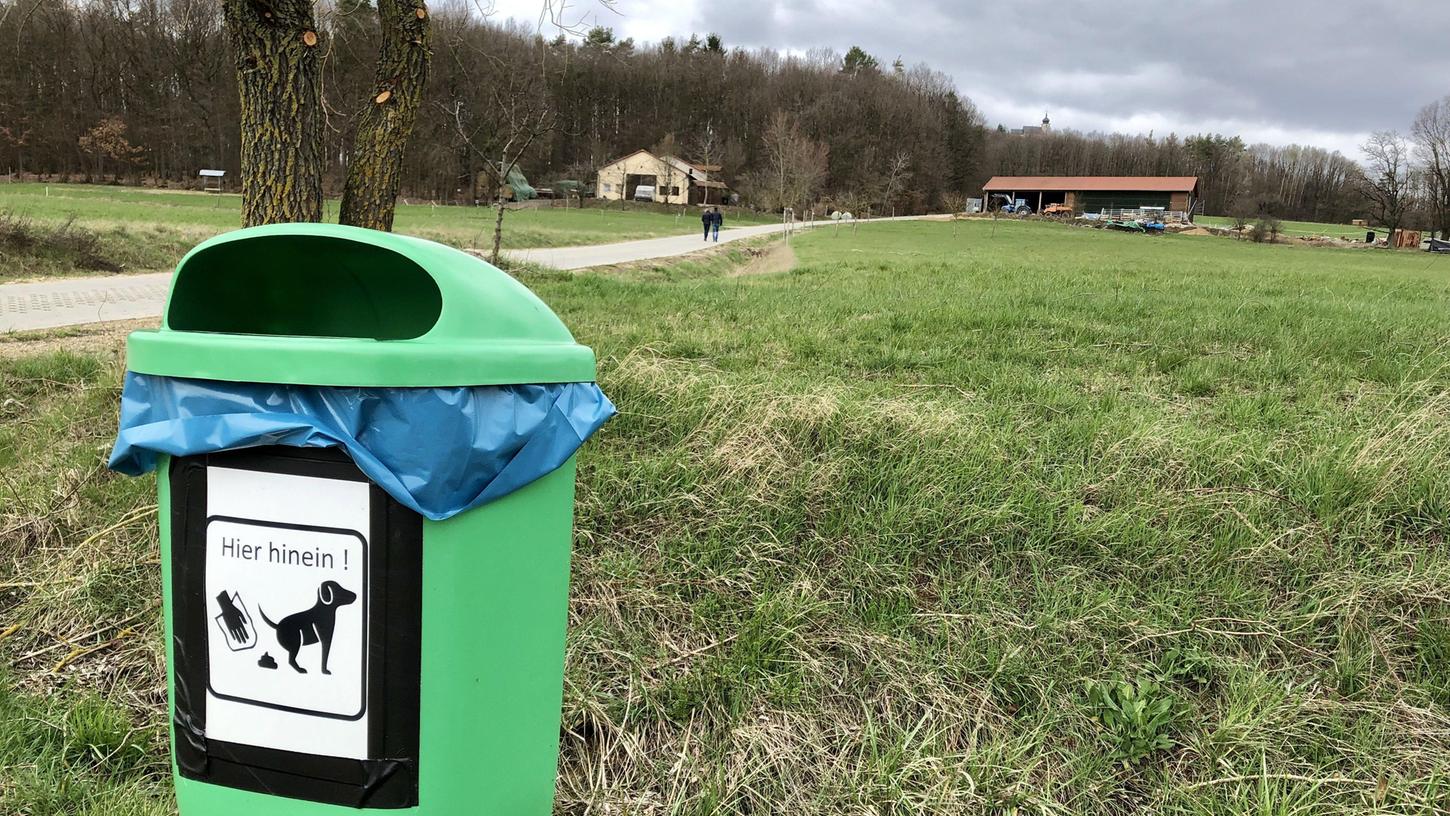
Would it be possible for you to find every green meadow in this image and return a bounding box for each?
[0,183,771,279]
[3,219,1450,814]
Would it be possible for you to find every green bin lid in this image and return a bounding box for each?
[126,223,595,387]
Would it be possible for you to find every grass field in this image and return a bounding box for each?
[4,220,1450,814]
[1196,214,1371,240]
[0,183,771,279]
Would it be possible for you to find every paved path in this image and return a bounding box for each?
[506,218,826,269]
[1,217,921,332]
[2,272,175,333]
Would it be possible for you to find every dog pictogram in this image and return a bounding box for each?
[258,580,358,675]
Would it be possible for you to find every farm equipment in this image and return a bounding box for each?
[1106,219,1165,234]
[990,193,1032,215]
[1043,203,1073,216]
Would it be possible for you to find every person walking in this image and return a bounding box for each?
[711,207,723,241]
[701,207,713,241]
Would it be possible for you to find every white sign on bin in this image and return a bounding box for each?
[204,466,371,759]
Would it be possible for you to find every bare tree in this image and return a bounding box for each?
[1413,98,1450,239]
[652,132,683,212]
[442,44,557,265]
[1360,131,1415,246]
[686,125,725,205]
[687,126,723,171]
[940,191,966,236]
[880,150,911,217]
[748,111,828,212]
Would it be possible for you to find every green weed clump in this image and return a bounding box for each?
[1085,677,1182,764]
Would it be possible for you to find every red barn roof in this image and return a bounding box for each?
[983,176,1199,193]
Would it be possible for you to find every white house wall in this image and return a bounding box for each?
[595,151,697,205]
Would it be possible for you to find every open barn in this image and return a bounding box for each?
[983,176,1200,217]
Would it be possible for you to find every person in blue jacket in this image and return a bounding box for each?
[711,207,723,241]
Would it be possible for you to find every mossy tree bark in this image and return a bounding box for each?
[338,0,431,231]
[223,0,324,226]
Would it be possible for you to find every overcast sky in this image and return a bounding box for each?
[487,0,1449,157]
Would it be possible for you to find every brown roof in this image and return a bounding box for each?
[598,148,656,169]
[983,176,1199,193]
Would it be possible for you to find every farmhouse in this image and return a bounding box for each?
[595,149,727,205]
[983,176,1200,216]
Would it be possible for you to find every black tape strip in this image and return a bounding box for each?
[169,447,422,808]
[171,460,210,779]
[200,742,413,808]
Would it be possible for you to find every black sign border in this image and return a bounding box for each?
[170,446,422,809]
[204,515,370,720]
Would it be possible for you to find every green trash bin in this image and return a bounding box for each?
[110,223,612,813]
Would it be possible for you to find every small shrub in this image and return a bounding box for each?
[49,216,117,271]
[1230,210,1252,234]
[0,208,38,249]
[0,210,120,273]
[1085,677,1182,765]
[1249,218,1279,243]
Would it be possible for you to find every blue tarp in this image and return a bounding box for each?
[108,373,615,521]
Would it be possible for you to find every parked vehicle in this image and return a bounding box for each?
[989,193,1031,214]
[1043,203,1073,216]
[633,185,656,202]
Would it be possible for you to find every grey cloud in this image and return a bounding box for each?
[635,0,1450,151]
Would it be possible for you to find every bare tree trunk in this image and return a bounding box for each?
[339,0,431,231]
[223,0,323,226]
[491,202,505,266]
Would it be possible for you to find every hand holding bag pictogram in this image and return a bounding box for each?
[212,591,256,650]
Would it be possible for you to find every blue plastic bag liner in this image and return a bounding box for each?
[108,373,615,521]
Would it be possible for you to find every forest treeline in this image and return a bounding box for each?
[0,0,1440,224]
